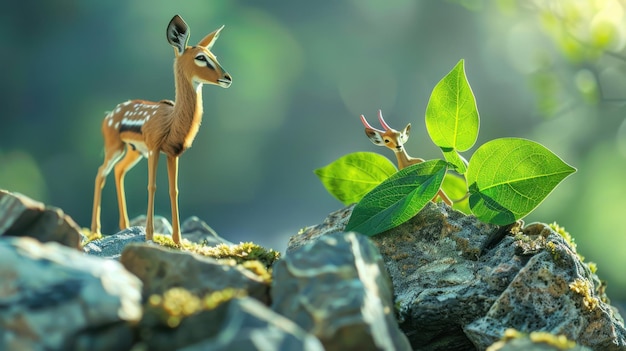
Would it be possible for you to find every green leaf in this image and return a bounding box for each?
[314,152,397,205]
[425,59,479,174]
[466,138,576,225]
[441,173,470,214]
[345,159,447,236]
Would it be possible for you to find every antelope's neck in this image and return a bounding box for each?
[166,63,204,156]
[394,149,412,170]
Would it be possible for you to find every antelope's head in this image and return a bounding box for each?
[360,110,411,152]
[167,15,232,88]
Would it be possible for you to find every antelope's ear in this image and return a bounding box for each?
[167,15,190,55]
[364,128,384,145]
[198,25,224,49]
[401,123,411,143]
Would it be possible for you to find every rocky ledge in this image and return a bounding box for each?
[1,189,625,350]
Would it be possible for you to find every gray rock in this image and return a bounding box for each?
[175,298,324,351]
[273,231,412,351]
[120,243,270,303]
[83,226,146,259]
[0,190,82,249]
[291,202,626,351]
[0,236,142,351]
[288,204,354,253]
[465,224,626,350]
[181,216,234,246]
[129,214,173,235]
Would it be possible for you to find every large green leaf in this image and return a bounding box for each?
[425,59,479,174]
[466,138,576,225]
[345,159,447,236]
[314,152,397,205]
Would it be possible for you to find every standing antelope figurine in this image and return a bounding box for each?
[360,110,452,205]
[91,15,232,244]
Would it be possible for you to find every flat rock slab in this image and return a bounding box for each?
[0,190,82,249]
[121,243,270,303]
[170,298,324,351]
[0,236,142,351]
[274,231,412,351]
[83,226,147,259]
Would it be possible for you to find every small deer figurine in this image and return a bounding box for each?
[91,15,232,244]
[360,110,452,205]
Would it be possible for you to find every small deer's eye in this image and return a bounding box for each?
[195,55,206,61]
[384,139,390,143]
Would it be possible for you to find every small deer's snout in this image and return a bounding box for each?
[218,73,232,88]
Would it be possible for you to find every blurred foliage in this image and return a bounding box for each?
[0,1,624,300]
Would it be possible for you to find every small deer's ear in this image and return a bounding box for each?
[365,129,384,145]
[401,123,411,143]
[167,15,190,56]
[198,25,224,49]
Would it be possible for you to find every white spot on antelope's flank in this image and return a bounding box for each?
[115,107,121,114]
[123,100,132,106]
[115,122,120,129]
[108,119,113,127]
[124,111,130,117]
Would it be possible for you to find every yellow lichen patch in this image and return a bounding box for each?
[147,287,246,328]
[529,331,576,349]
[569,278,600,311]
[487,328,577,350]
[549,222,576,252]
[546,241,560,261]
[241,260,272,283]
[587,262,597,274]
[81,228,103,244]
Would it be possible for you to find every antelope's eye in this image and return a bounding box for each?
[384,139,390,143]
[195,55,207,61]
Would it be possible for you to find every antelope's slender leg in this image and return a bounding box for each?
[437,189,452,206]
[166,155,181,244]
[145,151,159,241]
[91,147,124,234]
[114,145,143,230]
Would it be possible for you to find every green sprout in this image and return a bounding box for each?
[315,60,576,236]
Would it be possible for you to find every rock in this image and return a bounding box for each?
[83,226,146,259]
[273,231,412,351]
[465,223,626,350]
[129,215,173,235]
[0,236,142,351]
[288,204,354,252]
[140,294,324,351]
[120,243,271,304]
[0,189,82,249]
[181,216,234,246]
[291,202,626,351]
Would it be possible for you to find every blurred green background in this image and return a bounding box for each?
[1,1,625,301]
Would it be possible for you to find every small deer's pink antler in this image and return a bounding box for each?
[377,109,392,131]
[360,114,384,133]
